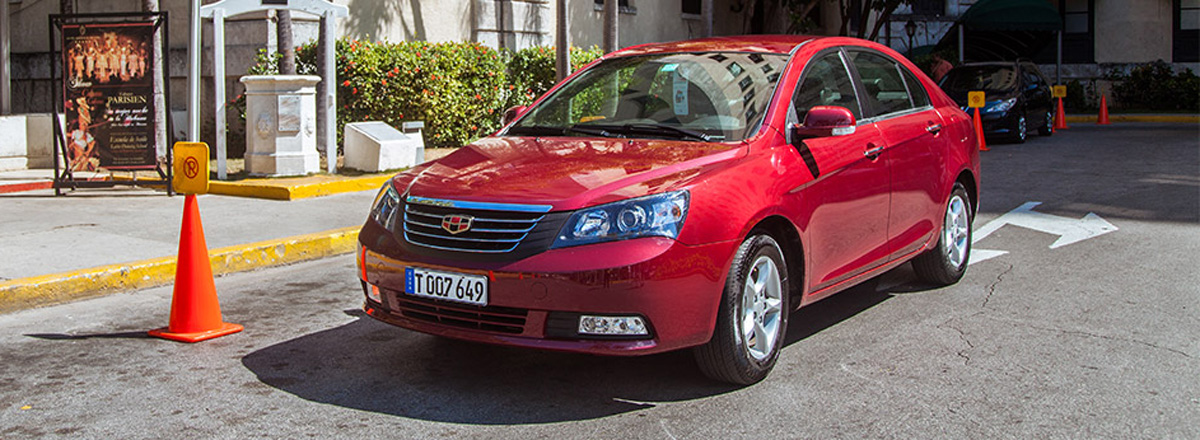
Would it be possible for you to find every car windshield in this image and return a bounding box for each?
[507,52,789,142]
[940,65,1018,94]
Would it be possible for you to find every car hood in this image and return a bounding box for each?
[399,136,745,211]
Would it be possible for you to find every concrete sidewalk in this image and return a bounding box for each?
[0,174,390,313]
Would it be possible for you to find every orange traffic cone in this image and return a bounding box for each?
[149,194,243,343]
[1054,97,1069,130]
[973,107,989,151]
[1097,95,1110,125]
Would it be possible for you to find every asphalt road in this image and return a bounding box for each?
[2,123,1197,439]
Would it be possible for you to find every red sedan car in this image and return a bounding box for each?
[358,35,980,384]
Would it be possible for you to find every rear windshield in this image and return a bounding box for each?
[940,65,1018,94]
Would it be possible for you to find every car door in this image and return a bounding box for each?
[846,50,951,261]
[782,49,892,294]
[1022,62,1054,119]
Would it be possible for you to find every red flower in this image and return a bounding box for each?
[474,94,481,100]
[387,71,394,78]
[342,80,351,87]
[381,79,388,86]
[352,87,358,95]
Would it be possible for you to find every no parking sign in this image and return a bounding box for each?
[173,142,209,195]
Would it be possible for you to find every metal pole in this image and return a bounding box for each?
[555,0,568,82]
[1,0,11,115]
[214,9,226,180]
[702,0,713,37]
[957,24,964,63]
[603,0,617,53]
[320,12,336,174]
[188,0,200,142]
[1056,30,1062,85]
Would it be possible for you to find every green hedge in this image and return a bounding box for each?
[1107,61,1200,112]
[244,41,604,149]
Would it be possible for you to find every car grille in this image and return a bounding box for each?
[388,288,528,334]
[402,196,552,253]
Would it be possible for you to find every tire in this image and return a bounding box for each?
[912,184,972,285]
[1038,110,1054,136]
[1013,113,1027,144]
[694,233,790,385]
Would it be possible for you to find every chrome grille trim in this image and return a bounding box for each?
[401,196,550,253]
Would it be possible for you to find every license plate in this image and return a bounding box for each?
[404,267,489,306]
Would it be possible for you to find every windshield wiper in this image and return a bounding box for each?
[506,125,619,138]
[621,123,712,142]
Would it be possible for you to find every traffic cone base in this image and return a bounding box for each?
[149,194,242,343]
[149,322,243,343]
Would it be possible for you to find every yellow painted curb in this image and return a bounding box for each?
[0,226,360,314]
[1065,115,1200,124]
[209,174,393,201]
[111,174,393,201]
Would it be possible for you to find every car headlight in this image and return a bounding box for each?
[985,97,1017,113]
[370,181,401,229]
[552,191,689,249]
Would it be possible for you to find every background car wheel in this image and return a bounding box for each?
[694,233,789,385]
[1038,111,1054,136]
[1014,113,1027,143]
[912,184,972,285]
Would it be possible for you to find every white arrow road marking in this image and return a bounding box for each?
[968,202,1118,265]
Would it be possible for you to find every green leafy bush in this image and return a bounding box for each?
[293,40,509,148]
[1064,79,1097,112]
[1107,61,1200,112]
[506,46,604,108]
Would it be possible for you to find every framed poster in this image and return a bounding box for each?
[50,13,172,195]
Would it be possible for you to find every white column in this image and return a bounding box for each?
[320,12,336,174]
[1,0,11,115]
[213,9,227,180]
[188,0,201,141]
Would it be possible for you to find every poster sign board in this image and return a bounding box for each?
[1052,85,1067,98]
[62,21,157,170]
[50,12,172,196]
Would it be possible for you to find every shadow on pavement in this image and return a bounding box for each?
[241,267,917,425]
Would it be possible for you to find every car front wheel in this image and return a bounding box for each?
[912,183,973,285]
[694,233,789,385]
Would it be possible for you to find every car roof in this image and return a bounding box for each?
[610,35,820,57]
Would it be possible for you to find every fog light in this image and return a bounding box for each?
[579,315,648,336]
[365,282,382,303]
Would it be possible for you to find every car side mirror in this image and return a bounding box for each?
[501,105,528,126]
[791,105,857,143]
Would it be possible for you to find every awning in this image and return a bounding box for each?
[935,0,1063,62]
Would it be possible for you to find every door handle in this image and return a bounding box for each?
[926,123,942,135]
[864,145,884,159]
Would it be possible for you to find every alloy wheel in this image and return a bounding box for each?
[942,195,971,268]
[740,255,783,361]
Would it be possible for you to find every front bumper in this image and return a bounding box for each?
[359,221,738,356]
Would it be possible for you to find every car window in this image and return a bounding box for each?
[941,65,1018,94]
[900,66,930,108]
[1021,63,1047,87]
[848,51,912,116]
[792,51,862,121]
